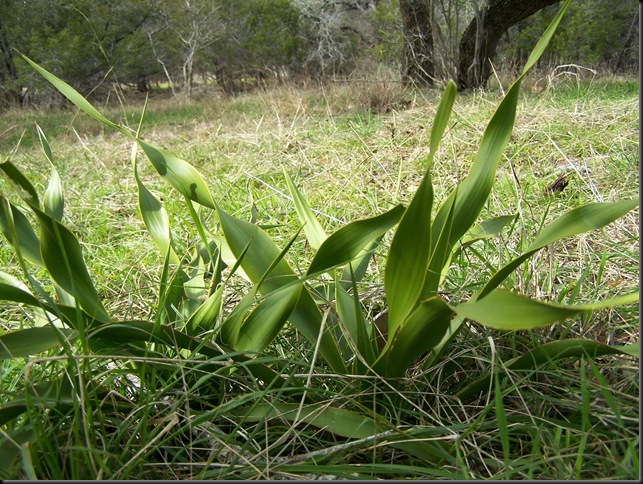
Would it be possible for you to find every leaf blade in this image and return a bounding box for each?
[455,289,638,331]
[307,204,404,277]
[284,170,327,251]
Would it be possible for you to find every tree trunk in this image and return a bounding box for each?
[0,15,21,107]
[458,0,561,90]
[614,9,639,72]
[399,0,435,87]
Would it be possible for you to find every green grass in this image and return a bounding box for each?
[0,74,638,479]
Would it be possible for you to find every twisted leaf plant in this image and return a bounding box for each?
[0,0,638,474]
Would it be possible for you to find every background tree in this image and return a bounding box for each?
[398,0,435,86]
[0,0,156,107]
[457,0,561,89]
[501,0,639,73]
[0,0,637,109]
[205,0,303,94]
[146,0,223,97]
[294,0,382,80]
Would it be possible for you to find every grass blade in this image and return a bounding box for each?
[456,339,639,401]
[236,402,452,464]
[494,371,510,474]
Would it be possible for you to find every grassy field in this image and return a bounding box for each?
[0,72,639,479]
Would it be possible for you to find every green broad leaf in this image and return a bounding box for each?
[456,338,638,401]
[159,265,189,324]
[427,4,570,272]
[235,283,302,353]
[31,206,110,323]
[137,140,215,209]
[88,320,284,386]
[477,199,638,300]
[186,284,223,336]
[385,172,434,331]
[0,327,77,359]
[0,198,43,267]
[339,237,380,292]
[454,289,638,331]
[284,170,327,251]
[0,160,40,207]
[211,233,251,282]
[0,273,59,327]
[374,296,454,378]
[528,199,639,251]
[431,80,520,261]
[307,204,405,277]
[219,286,258,346]
[216,205,346,372]
[133,147,179,264]
[22,57,216,210]
[43,161,64,222]
[421,315,466,371]
[221,228,301,346]
[460,214,517,246]
[428,80,457,162]
[422,190,457,298]
[0,282,48,309]
[182,265,208,318]
[20,55,124,133]
[236,402,452,464]
[23,56,215,211]
[0,282,100,331]
[38,126,64,221]
[217,207,300,292]
[335,276,377,369]
[89,320,223,358]
[382,82,455,330]
[0,428,34,480]
[238,402,380,439]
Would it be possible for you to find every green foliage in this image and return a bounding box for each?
[0,1,638,477]
[368,0,403,65]
[501,0,638,70]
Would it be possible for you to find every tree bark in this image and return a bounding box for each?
[399,0,435,87]
[0,15,21,107]
[457,0,561,90]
